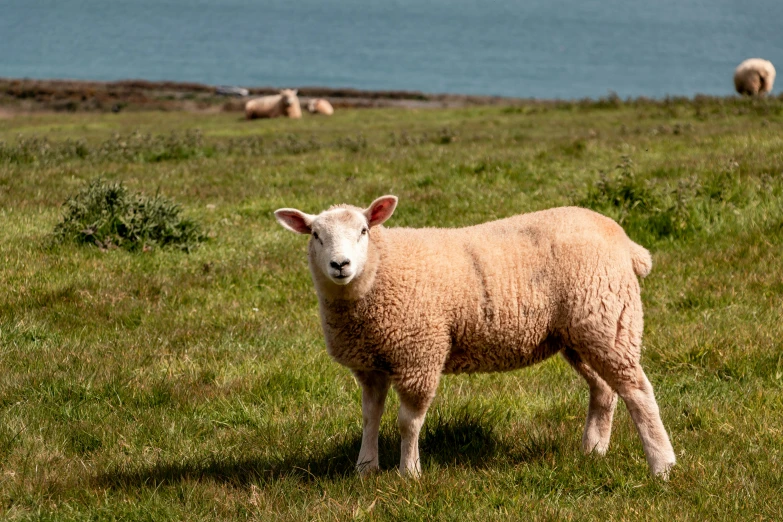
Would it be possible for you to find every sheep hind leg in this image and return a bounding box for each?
[580,345,676,478]
[354,371,391,476]
[562,347,617,456]
[609,365,676,479]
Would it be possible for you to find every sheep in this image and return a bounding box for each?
[307,98,334,116]
[245,89,302,119]
[734,58,776,96]
[274,196,676,479]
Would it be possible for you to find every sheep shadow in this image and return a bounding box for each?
[96,410,563,489]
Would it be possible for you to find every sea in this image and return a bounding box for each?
[2,0,782,99]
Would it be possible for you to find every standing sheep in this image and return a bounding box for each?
[245,89,302,119]
[307,98,334,115]
[734,58,776,96]
[274,196,676,479]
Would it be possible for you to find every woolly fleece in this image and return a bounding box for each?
[734,58,776,96]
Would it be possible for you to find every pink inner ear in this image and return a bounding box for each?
[275,210,311,234]
[368,197,397,227]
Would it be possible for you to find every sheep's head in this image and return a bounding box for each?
[280,89,298,108]
[275,196,397,286]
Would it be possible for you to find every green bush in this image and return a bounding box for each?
[53,178,206,252]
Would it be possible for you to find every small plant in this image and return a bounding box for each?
[389,130,424,147]
[53,178,206,252]
[334,133,367,153]
[576,156,702,242]
[432,126,457,145]
[580,156,653,218]
[272,134,320,155]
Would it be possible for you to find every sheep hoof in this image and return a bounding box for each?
[398,466,422,480]
[581,439,610,456]
[652,460,676,481]
[356,462,380,477]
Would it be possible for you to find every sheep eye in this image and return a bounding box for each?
[361,228,368,235]
[312,232,319,240]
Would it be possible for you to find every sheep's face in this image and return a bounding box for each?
[309,209,370,285]
[280,89,298,108]
[274,196,398,286]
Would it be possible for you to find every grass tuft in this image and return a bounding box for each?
[52,178,206,252]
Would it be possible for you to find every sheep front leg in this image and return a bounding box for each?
[354,371,390,475]
[396,389,435,478]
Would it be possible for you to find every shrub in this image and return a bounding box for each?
[53,178,206,252]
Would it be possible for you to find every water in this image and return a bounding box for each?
[3,0,782,99]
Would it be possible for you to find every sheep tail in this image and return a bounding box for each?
[629,241,652,278]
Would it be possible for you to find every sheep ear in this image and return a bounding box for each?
[274,208,314,234]
[364,195,398,228]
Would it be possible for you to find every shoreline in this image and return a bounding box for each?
[1,77,776,115]
[0,77,527,114]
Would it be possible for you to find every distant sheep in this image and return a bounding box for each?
[245,89,301,119]
[734,59,776,96]
[307,98,334,116]
[275,197,676,479]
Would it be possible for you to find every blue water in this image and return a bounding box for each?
[3,0,782,99]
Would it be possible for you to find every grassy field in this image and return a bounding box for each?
[1,97,782,520]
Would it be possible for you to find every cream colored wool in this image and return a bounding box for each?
[245,89,302,119]
[734,58,776,96]
[306,98,334,115]
[275,196,676,479]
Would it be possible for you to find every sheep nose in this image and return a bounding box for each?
[330,259,350,270]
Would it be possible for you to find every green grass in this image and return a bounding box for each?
[1,97,782,520]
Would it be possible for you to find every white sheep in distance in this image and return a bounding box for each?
[274,196,676,479]
[307,98,334,115]
[734,58,776,96]
[245,89,302,119]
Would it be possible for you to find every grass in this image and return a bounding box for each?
[1,96,782,520]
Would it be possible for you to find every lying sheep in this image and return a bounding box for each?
[734,58,776,96]
[275,196,676,479]
[245,89,302,119]
[307,98,334,115]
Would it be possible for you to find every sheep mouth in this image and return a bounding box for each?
[330,272,354,285]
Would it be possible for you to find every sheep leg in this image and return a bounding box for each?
[611,366,675,478]
[573,297,675,478]
[585,356,676,478]
[354,371,391,475]
[396,389,434,478]
[562,348,617,455]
